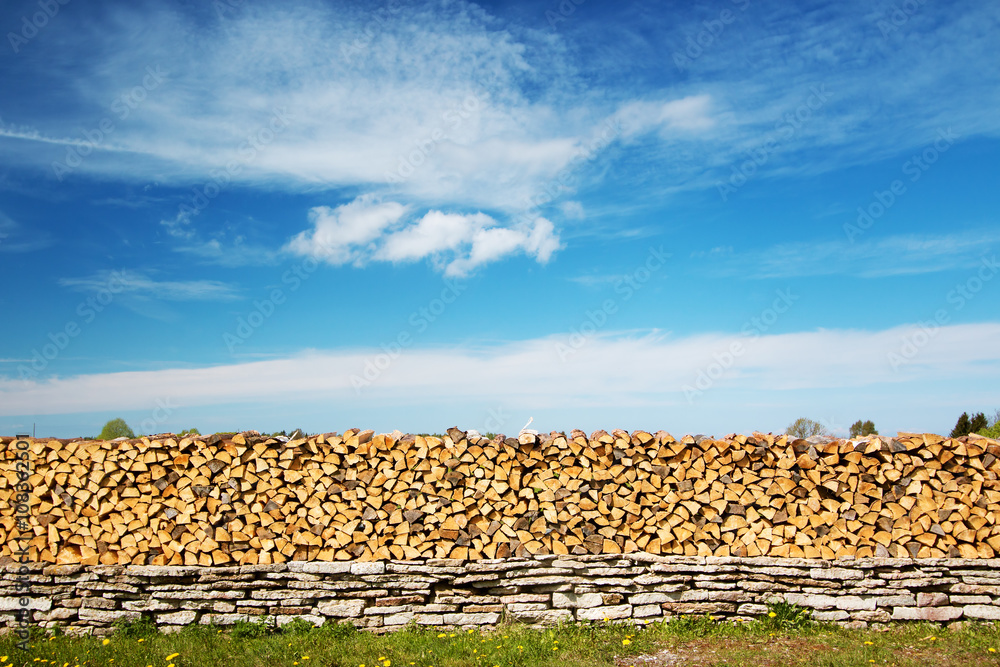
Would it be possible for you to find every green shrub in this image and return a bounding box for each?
[179,428,201,436]
[113,614,157,637]
[758,601,813,631]
[232,615,276,639]
[98,418,135,440]
[280,618,318,635]
[319,619,357,639]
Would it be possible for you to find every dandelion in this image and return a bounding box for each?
[622,639,631,646]
[166,655,180,662]
[437,634,446,638]
[768,612,776,618]
[383,661,390,667]
[864,641,873,646]
[302,657,310,661]
[102,640,111,646]
[138,639,145,643]
[990,648,997,653]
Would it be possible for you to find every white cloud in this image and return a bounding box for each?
[379,211,487,262]
[712,230,1000,279]
[285,196,561,276]
[286,195,408,265]
[3,323,998,432]
[616,95,716,138]
[59,270,240,301]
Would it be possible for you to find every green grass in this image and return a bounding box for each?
[4,612,1000,667]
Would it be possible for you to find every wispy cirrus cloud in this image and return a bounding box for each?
[59,270,241,301]
[706,229,999,279]
[2,323,997,439]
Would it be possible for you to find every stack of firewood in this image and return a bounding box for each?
[1,428,998,565]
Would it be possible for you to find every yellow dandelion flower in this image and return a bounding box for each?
[303,657,310,661]
[864,641,873,646]
[166,655,180,662]
[438,633,446,638]
[138,639,145,643]
[0,657,6,662]
[622,639,631,646]
[383,661,389,667]
[552,646,558,651]
[768,612,776,618]
[990,648,997,653]
[449,634,455,638]
[294,663,299,666]
[102,640,111,646]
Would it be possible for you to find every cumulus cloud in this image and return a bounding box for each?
[286,195,409,265]
[285,196,561,276]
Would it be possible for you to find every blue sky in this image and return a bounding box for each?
[1,0,998,439]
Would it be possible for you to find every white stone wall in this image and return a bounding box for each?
[3,555,1000,635]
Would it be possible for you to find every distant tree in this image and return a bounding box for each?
[951,412,988,438]
[178,428,200,436]
[98,418,135,441]
[849,420,878,437]
[786,418,824,439]
[951,412,971,437]
[970,412,988,434]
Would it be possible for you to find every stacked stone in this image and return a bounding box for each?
[3,555,1000,635]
